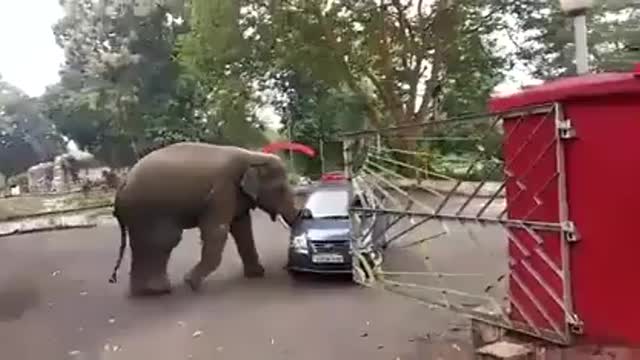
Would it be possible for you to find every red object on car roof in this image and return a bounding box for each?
[261,141,316,157]
[320,171,347,182]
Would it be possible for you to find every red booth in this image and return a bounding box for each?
[490,66,640,346]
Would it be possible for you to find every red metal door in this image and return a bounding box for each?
[500,103,577,344]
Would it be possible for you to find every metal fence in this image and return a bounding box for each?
[343,103,579,345]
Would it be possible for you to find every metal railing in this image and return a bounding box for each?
[342,103,578,345]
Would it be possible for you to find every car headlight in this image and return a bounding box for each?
[290,234,309,253]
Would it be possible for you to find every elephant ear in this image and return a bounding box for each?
[240,166,261,203]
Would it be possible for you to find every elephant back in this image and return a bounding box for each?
[120,143,251,214]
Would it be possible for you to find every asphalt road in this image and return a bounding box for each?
[0,210,478,360]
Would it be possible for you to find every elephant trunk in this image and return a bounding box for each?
[281,207,301,227]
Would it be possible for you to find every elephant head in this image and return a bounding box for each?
[239,151,300,226]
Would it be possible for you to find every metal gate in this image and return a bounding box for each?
[343,103,579,345]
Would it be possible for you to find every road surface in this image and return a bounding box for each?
[0,210,478,360]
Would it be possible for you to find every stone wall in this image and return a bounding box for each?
[27,162,54,193]
[25,154,117,195]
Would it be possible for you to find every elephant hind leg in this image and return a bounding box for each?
[184,221,229,291]
[128,219,182,297]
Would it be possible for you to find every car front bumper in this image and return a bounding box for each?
[286,250,353,274]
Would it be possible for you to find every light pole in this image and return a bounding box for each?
[559,0,595,75]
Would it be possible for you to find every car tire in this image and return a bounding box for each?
[286,268,305,280]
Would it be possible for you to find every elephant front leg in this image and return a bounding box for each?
[184,222,229,291]
[230,213,265,279]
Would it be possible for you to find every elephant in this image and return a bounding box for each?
[108,142,301,296]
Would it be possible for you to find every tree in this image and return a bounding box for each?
[43,0,211,167]
[272,70,369,176]
[176,0,269,148]
[246,1,508,138]
[0,75,64,177]
[506,0,640,79]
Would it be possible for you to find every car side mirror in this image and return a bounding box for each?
[300,208,313,219]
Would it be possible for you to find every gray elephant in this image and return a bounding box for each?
[108,142,301,296]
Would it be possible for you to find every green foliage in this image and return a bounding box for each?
[0,75,64,176]
[507,0,640,78]
[245,0,509,131]
[31,0,638,181]
[176,0,268,147]
[43,0,259,168]
[270,70,368,177]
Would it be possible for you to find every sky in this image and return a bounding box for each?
[0,0,65,97]
[0,0,539,131]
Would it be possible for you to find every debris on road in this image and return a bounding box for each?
[270,338,275,345]
[79,291,88,296]
[360,332,369,338]
[192,330,203,338]
[104,343,122,352]
[68,350,81,357]
[108,317,116,324]
[51,270,61,277]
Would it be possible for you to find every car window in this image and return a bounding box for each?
[305,188,350,218]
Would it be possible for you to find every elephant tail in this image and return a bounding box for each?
[108,210,127,284]
[109,182,128,284]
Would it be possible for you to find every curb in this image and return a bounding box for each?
[0,203,113,223]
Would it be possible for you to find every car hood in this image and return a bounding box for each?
[293,218,351,241]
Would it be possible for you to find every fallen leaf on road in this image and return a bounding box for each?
[51,270,61,277]
[192,330,203,338]
[360,332,369,338]
[377,345,384,350]
[452,344,461,351]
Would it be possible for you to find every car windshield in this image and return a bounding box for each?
[304,188,350,219]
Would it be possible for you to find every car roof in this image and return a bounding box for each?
[310,181,353,194]
[308,181,372,201]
